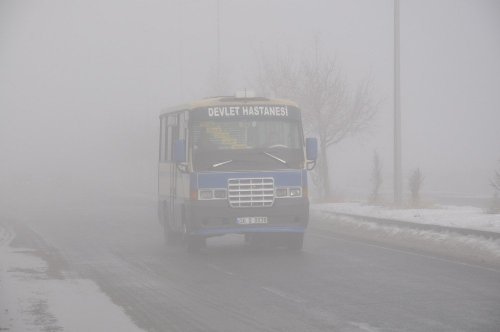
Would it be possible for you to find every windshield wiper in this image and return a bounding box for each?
[212,160,233,168]
[263,152,287,165]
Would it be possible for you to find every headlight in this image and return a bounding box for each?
[213,189,227,199]
[198,189,227,200]
[275,188,288,197]
[289,188,302,197]
[275,187,302,198]
[199,190,213,200]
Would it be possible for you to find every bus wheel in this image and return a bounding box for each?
[286,233,304,252]
[181,222,205,253]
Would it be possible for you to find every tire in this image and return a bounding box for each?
[181,221,206,253]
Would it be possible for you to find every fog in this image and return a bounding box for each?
[2,2,500,331]
[1,0,500,210]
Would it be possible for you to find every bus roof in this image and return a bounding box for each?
[160,96,299,116]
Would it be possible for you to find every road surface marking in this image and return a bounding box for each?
[206,263,235,276]
[261,286,305,304]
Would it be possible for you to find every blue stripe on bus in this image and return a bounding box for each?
[191,226,306,236]
[196,171,303,189]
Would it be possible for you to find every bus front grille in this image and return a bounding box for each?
[228,178,275,208]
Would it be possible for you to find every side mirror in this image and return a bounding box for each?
[173,139,186,163]
[306,137,318,161]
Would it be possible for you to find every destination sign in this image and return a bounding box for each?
[190,105,301,121]
[207,105,289,118]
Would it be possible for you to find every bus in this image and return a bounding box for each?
[158,92,317,252]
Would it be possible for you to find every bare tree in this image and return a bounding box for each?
[408,168,424,207]
[488,161,500,214]
[370,151,383,203]
[256,52,300,99]
[491,164,500,192]
[256,46,378,200]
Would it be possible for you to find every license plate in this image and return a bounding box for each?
[236,217,268,225]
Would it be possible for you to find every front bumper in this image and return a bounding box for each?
[185,197,309,236]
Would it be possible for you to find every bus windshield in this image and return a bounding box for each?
[192,119,302,151]
[191,119,304,171]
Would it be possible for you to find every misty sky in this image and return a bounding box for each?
[1,0,499,206]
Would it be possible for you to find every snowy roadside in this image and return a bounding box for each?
[0,224,144,332]
[314,202,500,234]
[312,203,500,267]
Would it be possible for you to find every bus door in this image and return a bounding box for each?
[170,112,188,232]
[169,159,177,228]
[168,114,180,231]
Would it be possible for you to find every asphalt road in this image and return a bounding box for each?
[7,198,500,332]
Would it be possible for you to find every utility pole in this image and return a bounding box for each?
[216,0,221,95]
[394,0,402,205]
[178,3,185,100]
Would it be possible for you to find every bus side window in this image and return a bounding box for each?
[159,116,167,162]
[168,114,179,161]
[178,112,188,158]
[178,112,185,140]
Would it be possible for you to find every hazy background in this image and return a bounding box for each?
[1,0,500,213]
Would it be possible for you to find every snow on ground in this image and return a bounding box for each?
[313,205,500,264]
[314,202,500,234]
[0,225,144,332]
